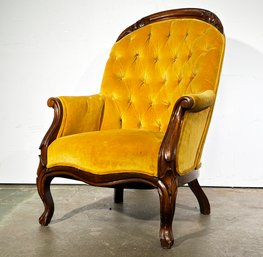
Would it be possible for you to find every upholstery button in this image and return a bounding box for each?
[187,52,192,60]
[156,121,162,131]
[167,32,171,38]
[189,73,196,82]
[147,32,152,41]
[119,117,123,128]
[178,77,182,84]
[139,79,145,87]
[127,97,132,104]
[172,56,177,63]
[154,56,159,63]
[137,121,142,128]
[117,74,125,81]
[134,53,139,62]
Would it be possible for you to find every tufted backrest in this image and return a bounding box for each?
[100,11,225,133]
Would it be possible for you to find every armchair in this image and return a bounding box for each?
[37,8,225,249]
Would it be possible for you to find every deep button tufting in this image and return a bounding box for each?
[162,77,167,84]
[138,79,145,87]
[100,19,225,133]
[119,117,123,128]
[189,71,197,83]
[137,120,142,128]
[178,76,182,84]
[134,53,140,62]
[187,51,192,61]
[191,71,197,79]
[154,56,159,63]
[147,32,152,41]
[156,121,162,131]
[127,96,133,105]
[172,55,177,63]
[116,73,125,81]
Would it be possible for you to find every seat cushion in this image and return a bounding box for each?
[47,129,164,177]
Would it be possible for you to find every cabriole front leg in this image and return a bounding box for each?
[157,173,178,249]
[37,164,54,226]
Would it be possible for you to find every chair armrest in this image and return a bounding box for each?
[186,90,215,112]
[158,90,215,178]
[39,94,104,166]
[57,95,105,137]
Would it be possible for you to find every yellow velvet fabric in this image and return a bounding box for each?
[100,19,225,134]
[47,18,225,177]
[176,108,211,175]
[176,90,216,175]
[186,90,215,112]
[57,95,104,137]
[47,129,164,176]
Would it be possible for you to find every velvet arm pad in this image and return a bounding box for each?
[57,94,105,137]
[186,90,215,112]
[175,91,216,175]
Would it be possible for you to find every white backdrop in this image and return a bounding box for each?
[0,0,263,186]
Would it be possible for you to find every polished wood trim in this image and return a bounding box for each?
[36,165,159,225]
[117,8,224,41]
[39,97,63,166]
[158,96,194,179]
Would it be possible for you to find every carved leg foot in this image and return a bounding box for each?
[160,224,174,249]
[158,173,178,249]
[114,187,124,203]
[37,169,54,226]
[188,179,210,215]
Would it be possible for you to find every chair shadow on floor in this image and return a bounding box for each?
[51,190,206,222]
[49,189,212,247]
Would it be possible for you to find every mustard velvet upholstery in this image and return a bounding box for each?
[48,129,164,176]
[101,19,224,132]
[176,90,215,174]
[57,95,105,137]
[47,18,225,176]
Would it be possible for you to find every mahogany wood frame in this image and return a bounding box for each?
[37,8,223,249]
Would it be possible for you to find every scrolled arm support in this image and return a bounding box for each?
[38,94,105,166]
[158,90,215,178]
[39,97,63,166]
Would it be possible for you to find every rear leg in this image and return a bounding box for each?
[188,179,210,215]
[114,187,124,203]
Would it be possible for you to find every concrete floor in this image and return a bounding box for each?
[0,185,262,257]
